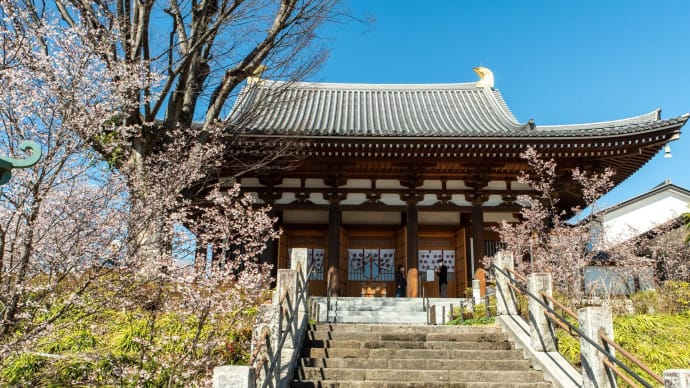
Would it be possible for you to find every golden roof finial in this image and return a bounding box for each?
[473,66,494,88]
[247,64,267,85]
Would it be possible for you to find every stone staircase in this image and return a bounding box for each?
[291,323,553,387]
[315,297,468,324]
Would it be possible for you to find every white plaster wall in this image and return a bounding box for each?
[340,193,367,206]
[418,211,460,225]
[380,193,406,206]
[486,181,507,190]
[342,179,371,189]
[274,192,296,205]
[308,192,329,205]
[283,210,328,224]
[417,194,438,206]
[602,193,688,245]
[342,211,400,225]
[450,194,471,206]
[445,180,468,190]
[239,177,261,187]
[483,194,504,207]
[305,178,328,188]
[376,179,405,189]
[276,178,301,188]
[419,180,442,190]
[484,212,519,223]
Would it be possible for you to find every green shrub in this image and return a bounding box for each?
[1,296,259,386]
[446,316,495,326]
[631,290,659,314]
[110,315,150,354]
[661,281,690,312]
[614,312,690,383]
[0,353,46,386]
[448,295,497,325]
[40,324,99,354]
[556,329,580,366]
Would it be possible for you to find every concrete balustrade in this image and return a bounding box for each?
[215,248,690,388]
[492,250,689,388]
[578,307,616,388]
[493,251,518,315]
[213,248,309,388]
[665,370,690,388]
[527,273,557,352]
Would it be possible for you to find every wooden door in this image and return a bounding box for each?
[454,228,468,297]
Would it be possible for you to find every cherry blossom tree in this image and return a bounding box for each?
[1,4,282,384]
[642,220,690,283]
[13,0,344,258]
[0,3,138,340]
[493,147,646,300]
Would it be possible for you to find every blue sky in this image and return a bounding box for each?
[313,1,690,210]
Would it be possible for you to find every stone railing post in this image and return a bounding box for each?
[578,306,616,388]
[212,366,256,388]
[290,248,308,328]
[664,370,690,387]
[472,279,481,305]
[493,251,517,315]
[214,249,311,388]
[527,273,556,352]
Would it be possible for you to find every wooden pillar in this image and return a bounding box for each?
[405,201,419,270]
[327,201,341,271]
[460,213,472,286]
[472,203,485,270]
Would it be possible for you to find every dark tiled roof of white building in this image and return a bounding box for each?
[228,79,688,138]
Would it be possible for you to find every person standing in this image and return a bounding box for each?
[395,265,407,297]
[436,259,448,297]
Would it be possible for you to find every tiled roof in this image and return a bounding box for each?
[228,79,687,138]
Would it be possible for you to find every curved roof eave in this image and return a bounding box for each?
[223,79,688,140]
[236,114,687,141]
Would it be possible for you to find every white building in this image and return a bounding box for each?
[585,180,690,296]
[599,180,690,246]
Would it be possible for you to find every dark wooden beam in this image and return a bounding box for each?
[471,203,485,272]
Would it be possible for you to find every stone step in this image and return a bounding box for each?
[326,297,469,307]
[294,368,548,383]
[296,303,551,387]
[303,339,513,350]
[305,330,508,342]
[316,297,471,324]
[301,347,526,360]
[334,304,426,312]
[299,358,532,371]
[332,311,428,324]
[307,323,502,334]
[291,380,552,388]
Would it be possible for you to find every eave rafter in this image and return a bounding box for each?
[226,119,684,214]
[234,122,680,160]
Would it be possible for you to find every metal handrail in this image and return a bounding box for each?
[540,290,577,321]
[543,311,579,337]
[506,267,527,283]
[253,260,314,387]
[602,358,641,388]
[491,263,658,388]
[599,329,664,385]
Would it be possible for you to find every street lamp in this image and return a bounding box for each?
[0,141,42,185]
